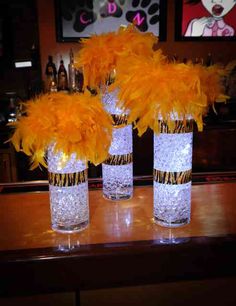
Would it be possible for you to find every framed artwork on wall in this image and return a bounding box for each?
[55,0,167,42]
[175,0,236,41]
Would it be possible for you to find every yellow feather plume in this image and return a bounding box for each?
[10,92,112,169]
[74,24,157,90]
[114,53,228,135]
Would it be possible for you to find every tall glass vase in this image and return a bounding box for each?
[153,118,193,227]
[48,144,89,233]
[102,88,133,200]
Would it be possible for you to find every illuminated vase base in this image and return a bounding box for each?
[103,191,133,201]
[102,163,133,201]
[154,217,190,228]
[49,183,89,234]
[153,182,191,228]
[48,145,89,234]
[52,220,89,234]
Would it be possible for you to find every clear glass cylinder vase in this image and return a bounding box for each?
[102,88,133,201]
[48,144,89,233]
[153,118,193,227]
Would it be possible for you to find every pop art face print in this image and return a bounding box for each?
[183,0,236,37]
[201,0,235,18]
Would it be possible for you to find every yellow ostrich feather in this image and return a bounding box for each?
[74,25,157,90]
[114,53,228,135]
[10,92,113,169]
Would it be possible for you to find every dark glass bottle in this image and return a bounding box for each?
[45,55,57,92]
[205,53,214,67]
[68,49,76,92]
[76,67,84,93]
[57,59,68,91]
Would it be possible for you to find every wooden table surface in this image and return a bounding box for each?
[0,183,236,250]
[0,182,236,297]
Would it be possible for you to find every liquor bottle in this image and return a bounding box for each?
[205,53,214,66]
[172,53,179,63]
[45,55,57,92]
[75,67,84,93]
[7,96,17,122]
[68,49,76,92]
[57,57,68,91]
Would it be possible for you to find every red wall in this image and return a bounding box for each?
[37,0,236,80]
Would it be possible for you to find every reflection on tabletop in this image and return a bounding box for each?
[0,183,235,252]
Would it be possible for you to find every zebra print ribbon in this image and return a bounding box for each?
[48,170,87,187]
[158,119,193,133]
[103,153,133,166]
[154,169,192,184]
[111,114,129,127]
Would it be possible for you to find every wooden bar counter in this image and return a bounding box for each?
[0,179,236,297]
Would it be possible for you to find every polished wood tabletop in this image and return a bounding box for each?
[0,181,236,296]
[0,183,236,251]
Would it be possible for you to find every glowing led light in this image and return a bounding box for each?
[102,163,133,200]
[14,61,32,68]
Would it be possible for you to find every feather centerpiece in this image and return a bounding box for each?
[74,25,157,90]
[10,92,113,169]
[113,52,228,135]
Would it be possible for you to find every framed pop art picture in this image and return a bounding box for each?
[55,0,167,41]
[175,0,236,41]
